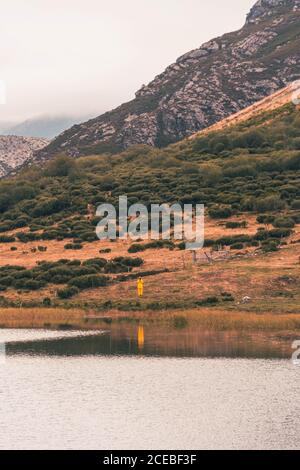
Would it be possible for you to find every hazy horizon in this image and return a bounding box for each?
[0,0,254,123]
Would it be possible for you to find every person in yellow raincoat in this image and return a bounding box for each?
[137,277,144,297]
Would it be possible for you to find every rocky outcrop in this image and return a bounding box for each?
[36,0,300,161]
[0,136,49,177]
[190,82,300,139]
[246,0,300,24]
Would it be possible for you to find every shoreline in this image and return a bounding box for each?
[0,307,300,333]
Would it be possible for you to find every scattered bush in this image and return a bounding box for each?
[57,286,80,299]
[291,200,300,210]
[257,215,275,225]
[254,195,285,213]
[82,258,107,269]
[225,221,247,229]
[272,217,295,229]
[14,279,46,290]
[128,240,174,253]
[64,243,83,250]
[230,242,244,250]
[68,274,109,290]
[262,241,279,253]
[0,235,15,243]
[209,206,233,219]
[113,257,144,268]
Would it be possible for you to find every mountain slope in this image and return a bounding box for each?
[3,115,91,139]
[37,0,300,161]
[0,136,49,178]
[190,81,300,138]
[0,87,299,314]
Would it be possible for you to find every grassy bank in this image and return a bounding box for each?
[1,307,300,332]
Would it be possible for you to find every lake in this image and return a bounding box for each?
[0,325,299,450]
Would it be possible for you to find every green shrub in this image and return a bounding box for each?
[14,279,46,290]
[128,244,145,253]
[216,235,251,246]
[291,200,300,210]
[57,286,80,299]
[196,296,219,306]
[209,206,233,219]
[82,258,107,269]
[13,270,35,280]
[31,198,68,218]
[104,262,130,274]
[272,217,295,229]
[230,242,244,250]
[44,155,77,177]
[225,221,247,229]
[128,240,174,253]
[0,235,15,243]
[113,257,144,268]
[68,274,109,290]
[0,276,14,286]
[16,232,39,243]
[64,243,83,250]
[67,259,82,267]
[254,195,285,213]
[221,292,235,302]
[262,241,279,253]
[256,215,275,225]
[268,228,292,239]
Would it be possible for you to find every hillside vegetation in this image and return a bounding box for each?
[1,103,299,223]
[0,101,299,318]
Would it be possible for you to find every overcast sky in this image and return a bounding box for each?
[0,0,255,123]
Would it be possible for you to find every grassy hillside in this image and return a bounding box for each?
[0,101,299,323]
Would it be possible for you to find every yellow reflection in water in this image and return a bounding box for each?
[137,326,145,351]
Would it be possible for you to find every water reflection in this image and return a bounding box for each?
[4,325,294,359]
[137,325,145,352]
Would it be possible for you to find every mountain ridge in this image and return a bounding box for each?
[1,115,91,139]
[35,0,300,162]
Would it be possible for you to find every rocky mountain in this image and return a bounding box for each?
[0,136,49,178]
[190,81,300,139]
[36,0,300,161]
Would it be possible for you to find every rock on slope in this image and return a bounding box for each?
[190,80,300,138]
[0,136,49,177]
[37,0,300,160]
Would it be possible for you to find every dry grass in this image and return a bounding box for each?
[0,307,85,329]
[0,306,300,332]
[0,216,299,319]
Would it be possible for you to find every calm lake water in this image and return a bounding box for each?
[0,326,299,450]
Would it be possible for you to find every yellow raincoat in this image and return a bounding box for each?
[137,278,144,297]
